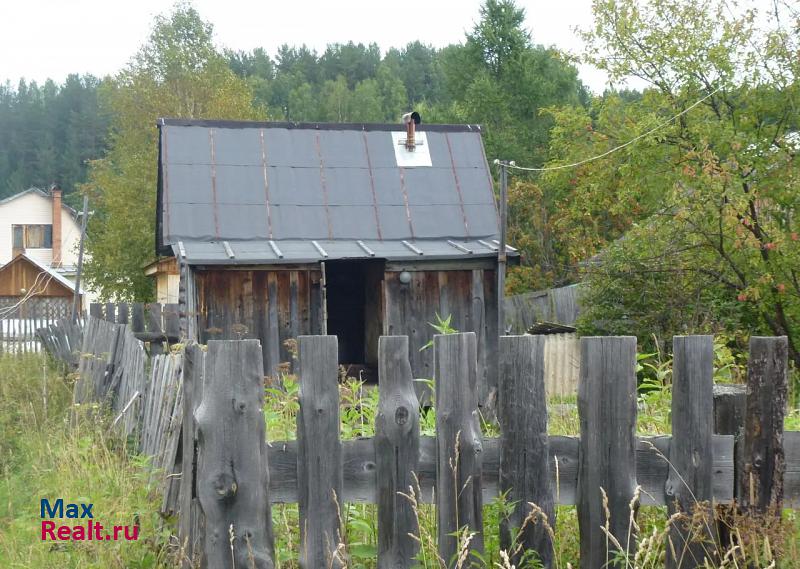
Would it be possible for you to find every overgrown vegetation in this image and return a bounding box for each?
[1,346,798,567]
[0,353,173,568]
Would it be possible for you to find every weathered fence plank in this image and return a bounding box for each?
[131,303,145,334]
[712,383,747,546]
[498,335,554,567]
[179,343,206,568]
[741,336,789,514]
[195,340,274,569]
[375,336,419,568]
[296,335,343,569]
[667,336,717,568]
[435,332,483,566]
[577,336,638,569]
[265,434,735,506]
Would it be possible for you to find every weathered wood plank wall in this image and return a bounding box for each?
[384,268,497,404]
[195,268,321,378]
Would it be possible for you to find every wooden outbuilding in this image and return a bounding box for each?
[155,118,516,401]
[0,253,81,319]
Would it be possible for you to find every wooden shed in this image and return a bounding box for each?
[0,253,80,319]
[156,118,516,401]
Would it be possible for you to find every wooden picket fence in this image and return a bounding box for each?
[41,314,184,515]
[88,301,180,349]
[178,333,800,569]
[0,296,73,354]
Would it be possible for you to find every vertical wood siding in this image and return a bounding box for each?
[384,268,497,403]
[196,268,322,378]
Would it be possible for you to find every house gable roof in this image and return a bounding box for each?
[0,253,81,297]
[0,187,79,218]
[156,118,509,264]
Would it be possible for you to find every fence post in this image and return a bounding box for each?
[577,336,638,569]
[179,343,205,568]
[297,335,343,569]
[435,332,483,566]
[666,335,718,568]
[194,340,274,569]
[376,335,420,568]
[712,383,746,547]
[498,335,554,567]
[740,336,789,514]
[89,303,102,319]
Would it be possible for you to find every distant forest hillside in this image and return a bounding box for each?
[0,75,110,203]
[0,34,587,202]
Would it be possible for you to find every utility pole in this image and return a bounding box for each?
[71,194,89,322]
[497,160,509,336]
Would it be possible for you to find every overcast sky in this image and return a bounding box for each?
[0,0,780,93]
[1,0,612,91]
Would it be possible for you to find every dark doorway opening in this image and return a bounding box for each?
[324,259,384,378]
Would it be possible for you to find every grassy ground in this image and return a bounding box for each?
[0,353,173,568]
[1,352,798,568]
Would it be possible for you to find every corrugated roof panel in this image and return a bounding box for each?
[216,165,267,205]
[178,238,510,264]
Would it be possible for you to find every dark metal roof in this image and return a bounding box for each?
[157,119,508,263]
[173,238,517,265]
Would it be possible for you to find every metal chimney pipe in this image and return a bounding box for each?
[402,111,421,151]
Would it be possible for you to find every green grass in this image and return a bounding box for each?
[0,353,173,568]
[3,353,798,568]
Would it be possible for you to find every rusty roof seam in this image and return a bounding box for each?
[209,129,220,239]
[444,132,470,237]
[314,131,334,240]
[361,130,383,241]
[259,129,274,239]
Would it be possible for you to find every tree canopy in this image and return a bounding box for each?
[81,4,260,300]
[535,0,800,365]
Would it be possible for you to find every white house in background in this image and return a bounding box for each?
[0,185,84,280]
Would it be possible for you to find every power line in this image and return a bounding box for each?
[501,86,722,173]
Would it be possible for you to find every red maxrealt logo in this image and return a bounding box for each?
[40,498,139,542]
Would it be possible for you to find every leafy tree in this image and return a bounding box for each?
[541,0,800,365]
[82,3,260,300]
[440,0,588,165]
